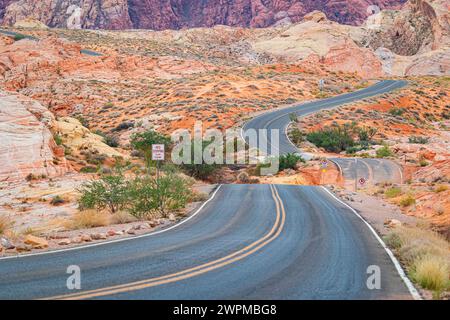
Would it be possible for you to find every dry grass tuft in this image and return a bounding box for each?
[110,211,137,225]
[0,215,13,235]
[65,210,110,230]
[385,226,450,298]
[412,256,449,297]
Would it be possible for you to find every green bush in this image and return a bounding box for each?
[399,195,416,207]
[409,136,429,144]
[180,140,221,180]
[279,153,305,171]
[13,34,26,41]
[389,107,406,117]
[306,125,355,153]
[385,187,402,198]
[78,173,129,214]
[289,127,304,145]
[376,145,393,158]
[53,133,63,146]
[128,174,192,219]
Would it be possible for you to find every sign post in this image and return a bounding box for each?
[152,144,165,180]
[319,79,325,93]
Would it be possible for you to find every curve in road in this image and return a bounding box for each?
[243,80,407,184]
[0,185,415,300]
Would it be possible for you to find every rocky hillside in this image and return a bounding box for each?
[0,0,407,30]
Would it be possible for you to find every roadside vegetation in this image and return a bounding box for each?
[289,122,380,155]
[385,226,450,299]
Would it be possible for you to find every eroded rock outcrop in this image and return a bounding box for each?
[0,91,70,182]
[0,0,407,30]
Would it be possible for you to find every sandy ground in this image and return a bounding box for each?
[328,185,418,236]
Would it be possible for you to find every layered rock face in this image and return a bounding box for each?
[0,0,407,30]
[0,91,70,183]
[2,0,132,29]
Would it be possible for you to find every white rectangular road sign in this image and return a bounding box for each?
[152,144,165,161]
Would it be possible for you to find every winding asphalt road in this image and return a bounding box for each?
[243,80,407,185]
[0,185,413,300]
[0,80,416,300]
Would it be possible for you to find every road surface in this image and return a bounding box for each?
[243,80,407,184]
[0,185,413,300]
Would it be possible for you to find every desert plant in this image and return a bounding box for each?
[67,210,110,230]
[279,153,305,171]
[128,174,192,218]
[412,256,449,298]
[385,226,450,299]
[376,145,393,158]
[0,215,12,235]
[399,194,416,207]
[306,124,355,153]
[50,195,66,206]
[180,140,221,180]
[78,172,129,214]
[53,133,63,146]
[409,136,429,144]
[435,185,449,193]
[289,127,304,145]
[289,113,298,123]
[385,187,402,198]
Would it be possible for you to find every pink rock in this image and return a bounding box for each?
[0,91,70,182]
[58,239,71,246]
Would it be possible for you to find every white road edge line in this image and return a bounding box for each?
[321,186,422,300]
[0,185,223,261]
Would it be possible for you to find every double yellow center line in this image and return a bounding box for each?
[45,185,286,300]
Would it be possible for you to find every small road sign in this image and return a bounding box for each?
[152,144,165,161]
[319,79,325,91]
[359,178,367,186]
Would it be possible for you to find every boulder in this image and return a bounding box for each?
[0,237,15,250]
[57,239,71,246]
[80,234,92,242]
[24,235,48,249]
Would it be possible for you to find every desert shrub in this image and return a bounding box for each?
[435,185,449,193]
[409,136,429,144]
[50,195,66,206]
[385,226,450,298]
[376,145,393,158]
[389,107,406,117]
[279,153,304,171]
[75,115,90,128]
[180,140,221,180]
[67,210,110,230]
[111,211,137,225]
[357,127,378,147]
[289,113,298,123]
[13,34,26,41]
[113,121,134,132]
[128,174,192,219]
[289,127,304,145]
[237,171,250,183]
[78,173,129,214]
[306,124,355,153]
[385,187,402,198]
[0,215,12,235]
[399,195,416,207]
[412,256,450,296]
[80,166,98,173]
[104,135,120,148]
[53,133,63,146]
